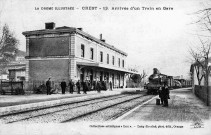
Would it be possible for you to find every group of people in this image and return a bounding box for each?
[75,80,103,94]
[45,78,113,95]
[158,83,170,107]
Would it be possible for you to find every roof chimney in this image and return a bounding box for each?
[77,28,83,31]
[100,34,105,42]
[45,22,55,29]
[100,34,103,40]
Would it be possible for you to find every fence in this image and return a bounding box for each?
[0,81,24,95]
[194,85,211,106]
[25,80,63,94]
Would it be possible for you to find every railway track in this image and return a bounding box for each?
[0,91,147,123]
[106,96,154,121]
[66,94,154,122]
[61,94,152,123]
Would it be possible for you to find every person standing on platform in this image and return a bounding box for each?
[109,81,113,91]
[162,84,169,107]
[69,79,74,94]
[46,78,51,95]
[96,80,101,93]
[85,80,89,94]
[76,80,81,94]
[61,79,67,94]
[158,85,164,105]
[93,79,96,90]
[88,80,91,91]
[82,80,87,94]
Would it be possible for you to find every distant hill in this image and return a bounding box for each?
[15,50,26,57]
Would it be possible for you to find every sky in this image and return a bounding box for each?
[0,0,210,79]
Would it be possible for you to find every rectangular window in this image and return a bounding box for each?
[122,60,125,68]
[90,48,94,60]
[100,51,103,62]
[112,56,115,65]
[118,58,120,67]
[81,44,85,57]
[107,54,109,64]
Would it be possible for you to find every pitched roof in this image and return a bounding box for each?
[22,26,127,56]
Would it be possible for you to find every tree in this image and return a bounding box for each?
[0,24,18,71]
[189,39,211,86]
[194,7,211,35]
[140,70,147,83]
[190,6,211,106]
[130,70,147,83]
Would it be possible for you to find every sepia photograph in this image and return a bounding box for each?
[0,0,211,135]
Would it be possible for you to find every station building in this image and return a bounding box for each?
[22,22,136,89]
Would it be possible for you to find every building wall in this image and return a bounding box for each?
[29,59,69,82]
[98,45,126,69]
[74,34,127,88]
[69,33,76,80]
[9,70,25,81]
[75,34,127,69]
[29,36,69,57]
[16,70,25,80]
[0,74,8,80]
[25,34,72,82]
[75,34,98,62]
[24,29,129,90]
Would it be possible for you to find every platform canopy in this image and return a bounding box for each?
[76,61,138,75]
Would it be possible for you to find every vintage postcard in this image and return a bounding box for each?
[0,0,211,135]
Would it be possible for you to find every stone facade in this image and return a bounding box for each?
[23,23,134,91]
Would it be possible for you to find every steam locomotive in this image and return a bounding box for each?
[145,68,192,94]
[145,68,172,94]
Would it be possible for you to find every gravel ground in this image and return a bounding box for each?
[72,95,154,122]
[122,89,211,122]
[0,94,126,123]
[0,94,146,123]
[141,95,209,122]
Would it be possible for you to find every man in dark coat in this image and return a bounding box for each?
[162,84,169,107]
[76,80,81,94]
[109,81,113,91]
[158,86,164,104]
[101,81,106,90]
[61,79,67,94]
[82,81,87,94]
[96,81,101,93]
[87,80,91,91]
[46,78,51,95]
[93,80,96,90]
[69,79,74,94]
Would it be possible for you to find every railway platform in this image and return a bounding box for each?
[0,88,143,116]
[116,88,211,123]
